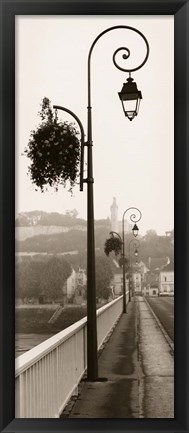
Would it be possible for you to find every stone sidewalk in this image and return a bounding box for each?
[61,296,174,418]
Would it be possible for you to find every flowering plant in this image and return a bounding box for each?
[24,97,80,193]
[104,237,122,256]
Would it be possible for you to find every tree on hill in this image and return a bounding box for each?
[15,210,87,227]
[16,260,46,300]
[15,210,112,229]
[66,208,78,218]
[16,256,72,302]
[95,255,113,300]
[139,232,173,262]
[16,225,111,255]
[144,229,157,240]
[39,256,71,300]
[16,230,87,253]
[122,231,174,264]
[64,252,87,271]
[95,217,111,227]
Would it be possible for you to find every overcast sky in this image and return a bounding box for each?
[15,15,174,235]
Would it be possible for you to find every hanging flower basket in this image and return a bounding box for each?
[24,97,80,193]
[104,237,122,256]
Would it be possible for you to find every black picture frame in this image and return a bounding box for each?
[0,1,188,432]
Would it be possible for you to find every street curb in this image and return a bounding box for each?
[143,296,174,355]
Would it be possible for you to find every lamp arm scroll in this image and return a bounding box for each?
[122,207,142,306]
[88,25,149,109]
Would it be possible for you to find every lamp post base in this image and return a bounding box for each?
[84,377,108,382]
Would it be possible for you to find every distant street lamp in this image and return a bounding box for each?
[54,26,149,381]
[129,238,140,297]
[122,208,142,306]
[134,249,139,257]
[110,207,142,312]
[132,223,139,237]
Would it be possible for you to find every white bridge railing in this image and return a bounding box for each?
[15,294,127,418]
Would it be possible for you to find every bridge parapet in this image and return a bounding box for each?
[15,294,126,418]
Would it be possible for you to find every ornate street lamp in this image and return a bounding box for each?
[129,238,140,298]
[109,206,142,309]
[54,26,149,381]
[122,208,142,305]
[132,223,139,237]
[118,76,142,120]
[112,28,149,120]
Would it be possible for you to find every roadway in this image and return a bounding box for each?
[145,296,174,341]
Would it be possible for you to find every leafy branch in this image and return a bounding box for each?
[104,237,122,256]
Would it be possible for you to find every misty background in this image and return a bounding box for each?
[15,15,174,236]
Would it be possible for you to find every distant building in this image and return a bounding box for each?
[148,256,170,271]
[159,261,174,296]
[132,272,142,294]
[138,260,149,284]
[111,268,129,297]
[63,267,87,304]
[165,230,174,245]
[65,268,77,301]
[143,285,159,297]
[142,270,159,297]
[110,197,132,235]
[74,286,86,305]
[110,197,119,233]
[76,268,87,287]
[165,231,172,237]
[74,268,87,304]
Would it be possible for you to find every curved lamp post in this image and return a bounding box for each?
[129,238,140,298]
[109,231,122,245]
[110,207,142,313]
[53,105,85,192]
[54,26,149,381]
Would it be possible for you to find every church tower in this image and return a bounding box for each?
[110,197,118,232]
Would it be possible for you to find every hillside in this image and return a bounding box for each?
[16,228,110,254]
[15,224,86,241]
[15,211,111,241]
[15,211,174,264]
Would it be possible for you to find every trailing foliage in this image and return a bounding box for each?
[24,97,80,193]
[15,256,72,301]
[104,236,122,256]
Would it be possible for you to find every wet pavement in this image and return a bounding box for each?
[145,296,174,341]
[138,298,174,418]
[61,296,174,418]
